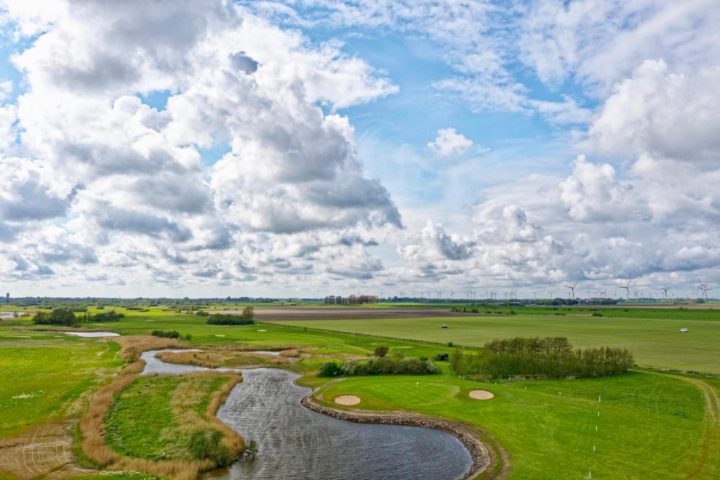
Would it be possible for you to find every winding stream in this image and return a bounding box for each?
[142,350,473,480]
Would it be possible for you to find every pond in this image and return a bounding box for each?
[64,331,120,338]
[141,351,473,480]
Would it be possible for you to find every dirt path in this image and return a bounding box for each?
[0,423,87,479]
[679,377,720,479]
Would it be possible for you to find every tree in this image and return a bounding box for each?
[32,308,78,326]
[373,345,389,358]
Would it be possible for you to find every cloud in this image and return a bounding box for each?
[519,0,720,94]
[427,128,473,157]
[590,60,720,165]
[1,0,719,296]
[0,0,402,292]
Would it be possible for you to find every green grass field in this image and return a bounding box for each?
[0,331,122,437]
[1,305,719,479]
[316,369,717,479]
[273,313,720,373]
[104,374,233,461]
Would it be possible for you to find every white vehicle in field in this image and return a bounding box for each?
[680,328,689,333]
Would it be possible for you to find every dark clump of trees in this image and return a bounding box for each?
[151,330,191,341]
[33,308,79,326]
[91,310,125,322]
[32,308,126,326]
[206,307,255,325]
[319,356,438,377]
[373,345,389,358]
[450,336,633,380]
[152,329,181,339]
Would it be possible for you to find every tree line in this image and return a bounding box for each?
[450,336,633,380]
[206,307,255,325]
[32,308,124,326]
[318,356,438,377]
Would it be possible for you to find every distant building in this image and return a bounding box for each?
[324,295,378,305]
[4,293,8,303]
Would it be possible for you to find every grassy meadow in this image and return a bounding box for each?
[272,311,720,373]
[0,330,122,437]
[105,373,240,462]
[0,303,718,479]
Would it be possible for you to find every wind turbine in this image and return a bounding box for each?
[660,287,669,303]
[697,280,711,301]
[564,282,578,300]
[620,281,632,301]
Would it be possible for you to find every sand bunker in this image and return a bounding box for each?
[468,390,494,400]
[334,395,361,406]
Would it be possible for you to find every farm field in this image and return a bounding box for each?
[0,305,718,479]
[272,312,720,373]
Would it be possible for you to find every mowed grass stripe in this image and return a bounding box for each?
[318,371,705,479]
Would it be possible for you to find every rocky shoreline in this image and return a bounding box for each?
[301,394,497,480]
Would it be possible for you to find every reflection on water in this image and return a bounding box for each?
[142,351,472,480]
[214,369,472,480]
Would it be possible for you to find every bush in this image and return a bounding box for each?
[32,308,78,326]
[189,429,233,467]
[592,312,604,317]
[450,337,633,380]
[373,346,389,358]
[318,357,438,377]
[91,310,125,322]
[318,361,343,377]
[151,330,181,339]
[207,307,255,325]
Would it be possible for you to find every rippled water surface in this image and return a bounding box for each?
[141,351,472,480]
[214,369,472,480]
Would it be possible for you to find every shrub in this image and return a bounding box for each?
[151,330,181,339]
[318,357,438,377]
[450,337,633,380]
[189,429,233,467]
[592,312,604,317]
[373,346,389,358]
[318,361,343,377]
[92,310,125,322]
[207,307,255,325]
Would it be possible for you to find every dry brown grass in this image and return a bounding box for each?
[109,335,181,361]
[279,348,301,358]
[79,361,244,479]
[206,373,244,456]
[0,422,84,479]
[156,349,293,369]
[79,361,142,468]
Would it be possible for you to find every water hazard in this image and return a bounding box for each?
[141,350,473,480]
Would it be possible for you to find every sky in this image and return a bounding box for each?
[1,0,719,299]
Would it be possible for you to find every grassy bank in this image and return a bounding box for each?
[105,373,241,462]
[315,369,715,479]
[81,369,243,480]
